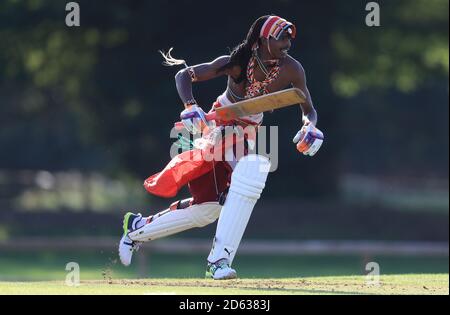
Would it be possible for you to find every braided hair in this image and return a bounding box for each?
[217,15,270,84]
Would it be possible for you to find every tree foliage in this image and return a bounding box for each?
[0,0,448,198]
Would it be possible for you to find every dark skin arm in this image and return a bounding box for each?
[175,55,231,109]
[175,53,318,128]
[289,61,318,127]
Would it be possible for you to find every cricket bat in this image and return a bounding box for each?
[175,88,306,129]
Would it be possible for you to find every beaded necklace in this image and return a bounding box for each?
[245,49,280,99]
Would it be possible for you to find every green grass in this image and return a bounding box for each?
[0,251,448,281]
[0,251,447,294]
[0,274,448,295]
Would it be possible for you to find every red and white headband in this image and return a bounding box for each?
[260,16,296,40]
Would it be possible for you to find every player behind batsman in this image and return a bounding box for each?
[118,15,324,280]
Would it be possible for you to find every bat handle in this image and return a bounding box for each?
[174,112,217,130]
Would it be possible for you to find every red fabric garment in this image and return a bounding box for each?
[143,128,257,200]
[188,161,232,204]
[143,149,232,202]
[144,98,259,201]
[143,149,214,198]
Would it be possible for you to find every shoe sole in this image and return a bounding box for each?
[122,212,134,236]
[118,235,131,266]
[215,272,237,280]
[205,270,237,280]
[120,213,133,266]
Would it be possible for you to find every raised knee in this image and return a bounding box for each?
[190,202,222,227]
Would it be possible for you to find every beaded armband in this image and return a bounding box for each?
[187,67,197,82]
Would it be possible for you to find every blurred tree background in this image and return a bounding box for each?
[0,0,448,240]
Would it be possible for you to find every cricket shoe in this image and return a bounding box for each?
[205,258,237,280]
[119,212,142,266]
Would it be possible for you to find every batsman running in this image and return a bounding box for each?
[118,15,324,280]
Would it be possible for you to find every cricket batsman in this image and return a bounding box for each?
[118,15,324,280]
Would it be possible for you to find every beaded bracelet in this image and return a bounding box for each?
[184,98,197,108]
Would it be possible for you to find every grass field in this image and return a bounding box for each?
[1,251,448,294]
[0,251,448,280]
[0,274,448,295]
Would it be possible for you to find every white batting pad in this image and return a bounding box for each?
[207,154,270,264]
[128,202,221,242]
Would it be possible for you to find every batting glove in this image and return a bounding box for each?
[293,123,324,156]
[180,105,208,134]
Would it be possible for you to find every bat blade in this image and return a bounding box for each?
[215,88,306,121]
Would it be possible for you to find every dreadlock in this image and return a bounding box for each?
[160,16,270,83]
[217,15,270,84]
